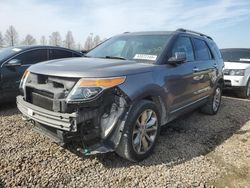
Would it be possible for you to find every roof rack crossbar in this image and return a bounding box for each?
[176,28,213,40]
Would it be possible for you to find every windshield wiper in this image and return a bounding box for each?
[102,56,127,60]
[83,54,91,57]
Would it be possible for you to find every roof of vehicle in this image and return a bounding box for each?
[121,31,174,35]
[10,45,81,52]
[0,45,82,64]
[120,28,213,41]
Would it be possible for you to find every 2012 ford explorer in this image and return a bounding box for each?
[17,29,224,161]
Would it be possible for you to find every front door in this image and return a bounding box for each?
[163,36,198,113]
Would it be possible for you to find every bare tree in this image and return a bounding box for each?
[84,33,94,50]
[76,43,82,51]
[22,34,36,45]
[64,31,75,49]
[4,25,18,46]
[40,36,47,45]
[49,32,62,46]
[93,35,101,47]
[0,32,4,48]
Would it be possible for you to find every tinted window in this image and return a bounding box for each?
[208,41,222,59]
[49,49,73,59]
[12,49,47,65]
[221,49,250,63]
[172,36,194,61]
[193,38,211,60]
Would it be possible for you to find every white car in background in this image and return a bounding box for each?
[221,48,250,98]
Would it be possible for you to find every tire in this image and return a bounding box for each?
[115,100,161,162]
[200,84,222,115]
[237,79,250,99]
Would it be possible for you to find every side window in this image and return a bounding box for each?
[193,38,211,60]
[13,49,48,65]
[172,36,194,62]
[49,49,73,59]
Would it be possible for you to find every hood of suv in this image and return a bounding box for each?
[224,61,250,69]
[28,57,155,78]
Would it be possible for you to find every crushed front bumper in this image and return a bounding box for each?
[17,96,78,132]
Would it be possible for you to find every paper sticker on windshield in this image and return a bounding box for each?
[12,48,22,52]
[240,58,250,62]
[133,54,157,61]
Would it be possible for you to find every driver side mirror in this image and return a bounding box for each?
[168,52,187,64]
[5,59,22,67]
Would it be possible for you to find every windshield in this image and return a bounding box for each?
[86,34,171,62]
[221,49,250,63]
[0,47,22,62]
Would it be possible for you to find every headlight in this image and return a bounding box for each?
[19,70,30,93]
[223,69,245,76]
[66,76,126,103]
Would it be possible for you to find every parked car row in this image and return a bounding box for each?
[0,29,248,162]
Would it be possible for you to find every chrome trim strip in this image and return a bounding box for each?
[170,95,209,114]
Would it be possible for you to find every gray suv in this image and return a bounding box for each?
[17,29,224,161]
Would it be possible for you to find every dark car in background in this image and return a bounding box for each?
[0,46,83,103]
[17,29,224,161]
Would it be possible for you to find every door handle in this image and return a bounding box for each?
[193,68,200,72]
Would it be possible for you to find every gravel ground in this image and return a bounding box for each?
[0,96,250,187]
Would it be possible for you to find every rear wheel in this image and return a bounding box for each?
[200,84,222,115]
[115,100,160,162]
[237,79,250,99]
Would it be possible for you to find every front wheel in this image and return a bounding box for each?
[200,85,222,115]
[115,100,160,162]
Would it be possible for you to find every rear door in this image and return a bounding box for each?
[0,49,48,99]
[191,38,216,98]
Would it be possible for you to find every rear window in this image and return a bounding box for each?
[221,49,250,63]
[193,38,211,60]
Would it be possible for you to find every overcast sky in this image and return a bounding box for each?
[0,0,250,48]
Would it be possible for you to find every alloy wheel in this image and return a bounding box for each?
[132,109,158,154]
[213,87,221,112]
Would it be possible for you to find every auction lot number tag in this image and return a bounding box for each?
[133,54,157,61]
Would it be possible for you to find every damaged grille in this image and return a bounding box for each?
[25,73,78,112]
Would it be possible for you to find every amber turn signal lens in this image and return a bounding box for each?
[79,77,126,87]
[22,70,29,77]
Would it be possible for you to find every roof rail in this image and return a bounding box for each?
[176,28,213,40]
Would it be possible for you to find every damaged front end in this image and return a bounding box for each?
[17,72,131,155]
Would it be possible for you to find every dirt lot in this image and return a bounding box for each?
[0,96,250,187]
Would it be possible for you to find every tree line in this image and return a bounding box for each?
[0,25,103,51]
